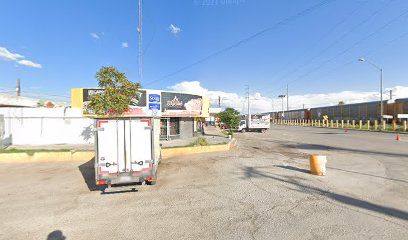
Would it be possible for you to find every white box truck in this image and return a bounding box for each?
[238,114,270,133]
[94,117,161,192]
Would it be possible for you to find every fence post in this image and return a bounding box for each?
[374,120,378,130]
[359,120,362,129]
[367,120,370,130]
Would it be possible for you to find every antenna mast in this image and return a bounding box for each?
[138,0,143,81]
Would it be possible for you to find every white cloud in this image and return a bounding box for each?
[0,47,24,61]
[168,24,182,35]
[17,59,42,69]
[0,46,42,69]
[90,32,100,39]
[121,42,129,48]
[168,81,408,114]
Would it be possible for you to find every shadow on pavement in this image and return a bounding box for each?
[242,166,408,221]
[275,165,310,174]
[47,230,66,240]
[78,158,103,191]
[283,143,408,158]
[328,166,408,184]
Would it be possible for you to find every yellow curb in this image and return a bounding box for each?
[0,139,237,162]
[162,139,236,158]
[0,151,95,163]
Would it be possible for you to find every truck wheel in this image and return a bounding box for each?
[241,129,246,133]
[261,129,266,133]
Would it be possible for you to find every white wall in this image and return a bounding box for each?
[0,107,94,146]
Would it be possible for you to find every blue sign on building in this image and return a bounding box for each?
[149,103,161,110]
[149,94,160,103]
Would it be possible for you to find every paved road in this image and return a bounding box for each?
[1,125,407,239]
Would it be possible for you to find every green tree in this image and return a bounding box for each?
[88,66,140,116]
[218,107,240,135]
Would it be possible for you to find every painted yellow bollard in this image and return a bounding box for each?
[352,120,355,128]
[382,120,386,131]
[367,120,370,130]
[336,120,339,128]
[346,120,350,128]
[404,120,407,132]
[374,120,378,130]
[359,120,362,130]
[309,155,327,176]
[330,120,334,128]
[341,120,344,129]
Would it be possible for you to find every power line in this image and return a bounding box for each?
[144,0,337,87]
[269,5,408,96]
[254,0,393,94]
[268,0,368,85]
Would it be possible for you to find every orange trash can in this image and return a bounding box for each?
[309,155,327,176]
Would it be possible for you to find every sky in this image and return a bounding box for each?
[1,0,408,112]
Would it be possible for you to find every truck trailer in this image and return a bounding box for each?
[238,114,270,133]
[94,117,161,192]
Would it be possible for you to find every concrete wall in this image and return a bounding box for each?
[179,118,194,139]
[0,108,94,146]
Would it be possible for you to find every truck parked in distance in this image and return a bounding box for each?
[238,114,271,133]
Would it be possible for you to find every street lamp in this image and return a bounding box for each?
[358,58,383,121]
[278,95,286,117]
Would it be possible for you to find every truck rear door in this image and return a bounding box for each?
[97,119,129,175]
[127,119,153,176]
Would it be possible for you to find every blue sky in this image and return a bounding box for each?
[1,0,408,107]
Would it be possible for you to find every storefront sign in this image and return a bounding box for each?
[161,92,203,116]
[71,88,209,118]
[149,103,160,110]
[149,94,160,103]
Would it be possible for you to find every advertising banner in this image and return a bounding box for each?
[71,88,209,118]
[161,92,203,117]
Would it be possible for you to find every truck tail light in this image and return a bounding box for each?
[96,180,107,186]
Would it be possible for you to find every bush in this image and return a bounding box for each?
[190,137,209,147]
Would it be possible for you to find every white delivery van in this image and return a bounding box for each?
[94,117,161,192]
[238,114,271,133]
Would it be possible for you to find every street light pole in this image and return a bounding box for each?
[278,95,286,117]
[358,58,383,121]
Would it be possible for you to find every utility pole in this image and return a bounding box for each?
[218,96,221,108]
[286,84,289,111]
[137,0,143,82]
[16,78,21,96]
[271,98,274,112]
[245,85,250,117]
[278,95,286,117]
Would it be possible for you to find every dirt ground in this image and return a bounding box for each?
[0,125,407,239]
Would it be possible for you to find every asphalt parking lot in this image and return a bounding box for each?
[1,125,407,239]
